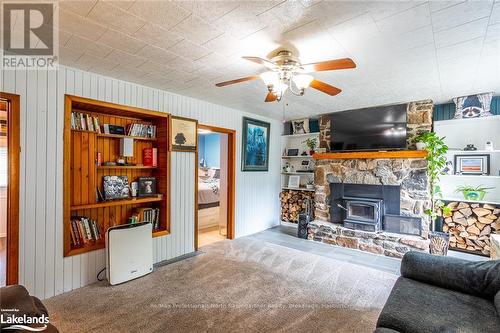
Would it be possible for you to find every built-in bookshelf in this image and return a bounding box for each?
[63,95,170,257]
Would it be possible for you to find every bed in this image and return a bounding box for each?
[198,168,220,209]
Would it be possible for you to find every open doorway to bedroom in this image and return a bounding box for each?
[196,125,235,249]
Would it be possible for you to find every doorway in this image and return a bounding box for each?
[195,125,235,249]
[0,92,20,286]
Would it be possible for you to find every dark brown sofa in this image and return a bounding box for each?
[0,285,59,333]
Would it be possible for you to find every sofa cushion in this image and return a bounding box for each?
[401,251,500,299]
[377,277,500,333]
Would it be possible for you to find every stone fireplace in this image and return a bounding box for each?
[308,153,430,257]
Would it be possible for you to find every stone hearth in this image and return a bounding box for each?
[310,157,432,257]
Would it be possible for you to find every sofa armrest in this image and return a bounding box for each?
[401,251,500,299]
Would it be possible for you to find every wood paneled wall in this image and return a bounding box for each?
[0,66,281,299]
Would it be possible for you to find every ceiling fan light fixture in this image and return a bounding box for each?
[260,71,279,87]
[293,74,314,89]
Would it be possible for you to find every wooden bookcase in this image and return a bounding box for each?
[63,95,171,257]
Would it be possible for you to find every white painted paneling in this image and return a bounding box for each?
[1,65,281,299]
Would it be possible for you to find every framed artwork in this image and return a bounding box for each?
[288,175,300,188]
[287,148,299,156]
[138,177,157,197]
[170,116,197,152]
[242,117,270,171]
[103,176,129,200]
[454,154,490,175]
[292,118,309,134]
[453,93,493,119]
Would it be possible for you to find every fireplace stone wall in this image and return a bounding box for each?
[311,158,432,257]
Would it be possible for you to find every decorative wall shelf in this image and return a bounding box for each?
[281,156,314,159]
[281,132,320,138]
[313,150,427,160]
[281,172,314,175]
[70,195,163,210]
[281,186,315,192]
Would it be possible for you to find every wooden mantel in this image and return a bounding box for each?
[313,150,427,160]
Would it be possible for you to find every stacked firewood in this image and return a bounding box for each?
[280,190,315,222]
[443,202,499,256]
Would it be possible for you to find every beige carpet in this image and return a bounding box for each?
[45,238,397,333]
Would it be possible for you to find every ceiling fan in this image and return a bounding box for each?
[215,50,356,102]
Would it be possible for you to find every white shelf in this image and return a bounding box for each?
[440,197,500,206]
[448,150,500,153]
[281,155,314,159]
[281,172,314,175]
[441,174,500,179]
[281,132,319,138]
[282,186,315,192]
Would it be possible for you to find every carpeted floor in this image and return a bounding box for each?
[45,238,398,333]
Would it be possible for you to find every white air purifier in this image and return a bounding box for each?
[106,222,153,285]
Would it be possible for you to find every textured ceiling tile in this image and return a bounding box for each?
[436,37,483,62]
[169,14,223,45]
[167,56,204,73]
[485,23,500,43]
[431,0,493,32]
[103,0,136,11]
[98,29,147,53]
[376,3,430,34]
[257,1,316,33]
[212,6,267,39]
[65,35,114,58]
[434,18,489,48]
[366,1,425,21]
[309,0,368,28]
[429,1,466,13]
[59,29,72,46]
[87,1,146,35]
[490,2,500,25]
[136,45,177,63]
[128,0,191,29]
[59,9,107,40]
[175,0,239,23]
[202,33,243,57]
[73,53,117,72]
[104,49,146,67]
[133,23,183,50]
[59,46,84,65]
[168,39,210,61]
[136,61,173,76]
[59,0,98,16]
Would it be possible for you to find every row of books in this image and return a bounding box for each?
[70,217,102,247]
[131,208,161,230]
[71,112,101,133]
[127,123,156,138]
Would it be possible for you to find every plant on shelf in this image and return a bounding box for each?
[455,185,495,201]
[302,137,318,155]
[306,179,314,190]
[415,132,449,231]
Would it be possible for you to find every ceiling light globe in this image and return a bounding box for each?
[293,74,314,89]
[260,71,279,87]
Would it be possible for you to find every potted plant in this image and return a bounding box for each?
[455,185,494,201]
[416,132,450,255]
[303,137,318,156]
[306,179,314,190]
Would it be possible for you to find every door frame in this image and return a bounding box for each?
[0,92,20,285]
[195,124,236,250]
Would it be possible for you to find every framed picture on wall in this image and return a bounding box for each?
[454,154,490,175]
[242,117,270,171]
[288,175,300,189]
[170,116,198,152]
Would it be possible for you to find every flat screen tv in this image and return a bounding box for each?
[328,104,407,151]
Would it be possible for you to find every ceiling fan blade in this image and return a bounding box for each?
[215,75,259,87]
[242,56,276,69]
[309,80,342,96]
[302,58,356,73]
[265,92,277,102]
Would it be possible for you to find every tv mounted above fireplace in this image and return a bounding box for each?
[326,103,407,151]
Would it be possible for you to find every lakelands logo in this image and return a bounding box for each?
[1,312,49,331]
[1,1,58,69]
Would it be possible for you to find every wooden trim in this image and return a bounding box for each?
[196,124,236,248]
[0,92,20,285]
[169,115,198,152]
[313,150,428,160]
[194,146,199,251]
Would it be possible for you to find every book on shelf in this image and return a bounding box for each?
[132,207,161,230]
[70,112,101,133]
[70,217,102,247]
[126,123,156,138]
[142,147,158,167]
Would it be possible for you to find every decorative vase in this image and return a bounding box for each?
[429,231,450,256]
[461,190,486,201]
[416,142,426,150]
[309,150,315,156]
